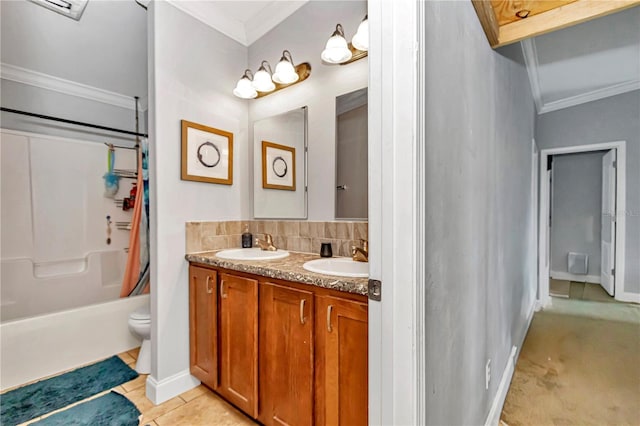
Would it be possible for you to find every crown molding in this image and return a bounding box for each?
[244,1,308,46]
[520,38,544,113]
[166,0,308,47]
[538,79,640,114]
[521,38,640,115]
[166,0,247,45]
[0,63,147,111]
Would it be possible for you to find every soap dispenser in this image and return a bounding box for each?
[242,224,253,248]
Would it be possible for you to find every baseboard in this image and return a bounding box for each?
[146,369,200,405]
[550,270,600,284]
[484,300,535,426]
[616,291,640,304]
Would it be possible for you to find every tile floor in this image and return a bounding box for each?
[13,348,256,426]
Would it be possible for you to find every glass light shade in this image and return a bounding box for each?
[252,68,275,92]
[233,76,257,99]
[272,59,299,84]
[321,34,352,64]
[351,17,369,51]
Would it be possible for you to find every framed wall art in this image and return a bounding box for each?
[181,120,233,185]
[262,141,296,191]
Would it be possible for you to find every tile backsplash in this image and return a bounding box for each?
[186,220,368,257]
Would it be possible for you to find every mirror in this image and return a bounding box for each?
[253,106,308,219]
[335,88,368,219]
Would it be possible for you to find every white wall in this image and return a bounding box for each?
[147,1,249,402]
[0,0,147,143]
[248,1,368,221]
[551,151,605,277]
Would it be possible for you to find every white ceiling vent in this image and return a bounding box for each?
[28,0,89,21]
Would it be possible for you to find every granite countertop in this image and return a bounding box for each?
[185,250,368,296]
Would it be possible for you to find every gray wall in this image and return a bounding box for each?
[536,90,640,294]
[0,0,147,143]
[423,2,537,424]
[551,152,605,277]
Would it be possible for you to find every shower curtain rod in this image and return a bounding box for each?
[0,107,149,138]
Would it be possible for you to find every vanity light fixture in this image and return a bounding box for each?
[272,50,299,84]
[252,61,276,93]
[321,16,369,65]
[351,15,369,52]
[233,69,258,99]
[233,51,311,100]
[321,24,352,64]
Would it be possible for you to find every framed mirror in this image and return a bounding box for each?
[253,106,308,219]
[335,88,368,220]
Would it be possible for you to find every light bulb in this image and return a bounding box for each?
[351,16,369,51]
[321,24,352,64]
[272,50,299,84]
[252,61,275,92]
[233,71,257,99]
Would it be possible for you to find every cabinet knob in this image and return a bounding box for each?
[326,305,333,332]
[299,299,306,325]
[206,275,213,294]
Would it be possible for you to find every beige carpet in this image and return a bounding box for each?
[501,298,640,426]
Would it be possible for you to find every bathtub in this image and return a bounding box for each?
[0,294,149,390]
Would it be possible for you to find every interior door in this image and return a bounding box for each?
[336,99,368,219]
[601,149,616,296]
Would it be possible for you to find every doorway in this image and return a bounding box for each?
[538,141,627,306]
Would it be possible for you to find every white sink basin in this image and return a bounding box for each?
[216,248,289,261]
[303,258,368,278]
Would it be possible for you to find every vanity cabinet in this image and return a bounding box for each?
[188,265,218,390]
[315,296,369,426]
[188,263,368,425]
[259,282,314,426]
[218,273,259,417]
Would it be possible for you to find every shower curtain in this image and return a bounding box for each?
[120,139,149,297]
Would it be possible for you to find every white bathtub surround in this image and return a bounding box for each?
[0,294,149,390]
[0,129,136,321]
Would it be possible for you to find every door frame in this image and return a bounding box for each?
[368,0,426,424]
[538,141,628,306]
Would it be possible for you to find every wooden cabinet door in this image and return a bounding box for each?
[188,265,218,389]
[259,282,314,426]
[218,273,259,418]
[316,296,368,426]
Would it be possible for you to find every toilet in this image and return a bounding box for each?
[128,305,151,374]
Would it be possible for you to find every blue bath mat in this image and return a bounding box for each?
[32,391,140,426]
[0,356,138,425]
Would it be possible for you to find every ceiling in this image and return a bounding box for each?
[521,6,640,114]
[166,0,309,46]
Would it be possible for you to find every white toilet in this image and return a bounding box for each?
[128,305,151,374]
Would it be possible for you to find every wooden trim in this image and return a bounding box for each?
[255,63,311,99]
[494,0,640,47]
[181,120,234,185]
[471,0,500,46]
[261,140,296,191]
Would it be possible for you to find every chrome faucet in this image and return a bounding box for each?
[351,239,368,262]
[255,233,277,251]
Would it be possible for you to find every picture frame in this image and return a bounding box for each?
[181,120,233,185]
[262,141,296,191]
